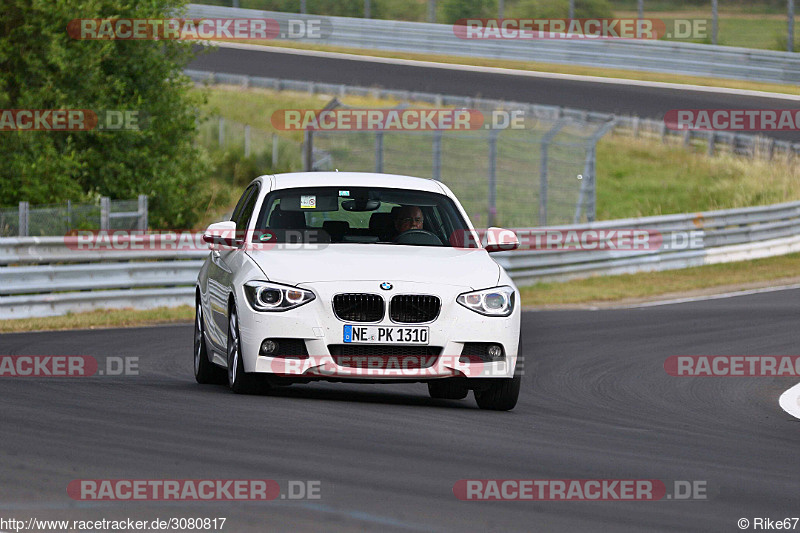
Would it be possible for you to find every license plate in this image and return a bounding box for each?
[343,325,429,345]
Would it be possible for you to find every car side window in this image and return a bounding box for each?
[234,185,260,232]
[230,186,255,225]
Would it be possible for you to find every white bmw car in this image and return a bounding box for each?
[194,172,523,410]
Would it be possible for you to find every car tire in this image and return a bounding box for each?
[194,298,224,384]
[226,306,260,394]
[474,375,521,411]
[428,379,469,400]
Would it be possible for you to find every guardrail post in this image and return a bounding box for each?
[244,124,251,157]
[432,130,442,181]
[218,117,224,146]
[707,131,716,156]
[18,201,28,237]
[272,134,279,168]
[100,197,110,231]
[138,195,148,231]
[488,129,498,227]
[375,131,384,173]
[789,0,795,53]
[427,0,436,22]
[303,129,313,171]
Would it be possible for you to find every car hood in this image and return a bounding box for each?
[247,244,500,289]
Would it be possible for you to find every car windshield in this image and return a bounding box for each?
[252,186,473,247]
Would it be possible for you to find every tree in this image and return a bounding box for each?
[0,0,209,228]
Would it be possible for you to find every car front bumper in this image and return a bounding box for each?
[235,280,521,381]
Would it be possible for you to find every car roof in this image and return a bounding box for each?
[265,172,447,195]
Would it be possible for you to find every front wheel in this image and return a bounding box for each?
[226,306,260,394]
[474,375,521,411]
[194,299,223,384]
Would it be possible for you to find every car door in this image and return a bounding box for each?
[206,183,260,352]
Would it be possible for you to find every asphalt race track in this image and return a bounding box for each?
[2,289,799,532]
[188,45,800,143]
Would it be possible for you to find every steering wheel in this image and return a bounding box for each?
[393,229,443,246]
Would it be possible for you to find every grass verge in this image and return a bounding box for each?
[0,306,194,334]
[520,252,800,306]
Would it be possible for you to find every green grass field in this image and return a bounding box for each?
[195,85,800,224]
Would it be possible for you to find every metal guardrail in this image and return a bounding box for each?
[185,4,800,85]
[3,200,800,318]
[185,70,800,160]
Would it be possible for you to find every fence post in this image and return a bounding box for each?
[100,197,110,231]
[244,124,251,157]
[18,201,28,237]
[539,120,567,226]
[218,117,224,146]
[432,130,442,181]
[712,0,718,45]
[790,0,795,53]
[272,134,279,168]
[375,132,384,173]
[587,147,597,223]
[66,200,72,232]
[707,131,716,156]
[138,195,148,231]
[303,129,313,171]
[488,129,498,227]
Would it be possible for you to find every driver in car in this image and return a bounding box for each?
[393,205,424,234]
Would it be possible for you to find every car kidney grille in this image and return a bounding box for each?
[332,293,384,322]
[390,295,441,323]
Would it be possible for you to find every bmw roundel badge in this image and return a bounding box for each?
[380,282,393,290]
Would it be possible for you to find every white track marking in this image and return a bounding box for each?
[208,41,800,101]
[605,283,800,309]
[779,382,800,420]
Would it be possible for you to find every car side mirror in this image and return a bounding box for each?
[202,221,238,249]
[484,227,519,253]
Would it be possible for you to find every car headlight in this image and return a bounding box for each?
[457,286,515,317]
[243,281,315,312]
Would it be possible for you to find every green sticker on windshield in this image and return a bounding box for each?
[259,233,273,242]
[339,190,350,197]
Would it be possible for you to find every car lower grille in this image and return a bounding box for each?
[332,293,384,322]
[269,338,309,358]
[389,295,441,323]
[460,342,505,363]
[328,344,441,368]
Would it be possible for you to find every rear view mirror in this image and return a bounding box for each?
[342,199,381,211]
[484,227,519,253]
[202,220,238,249]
